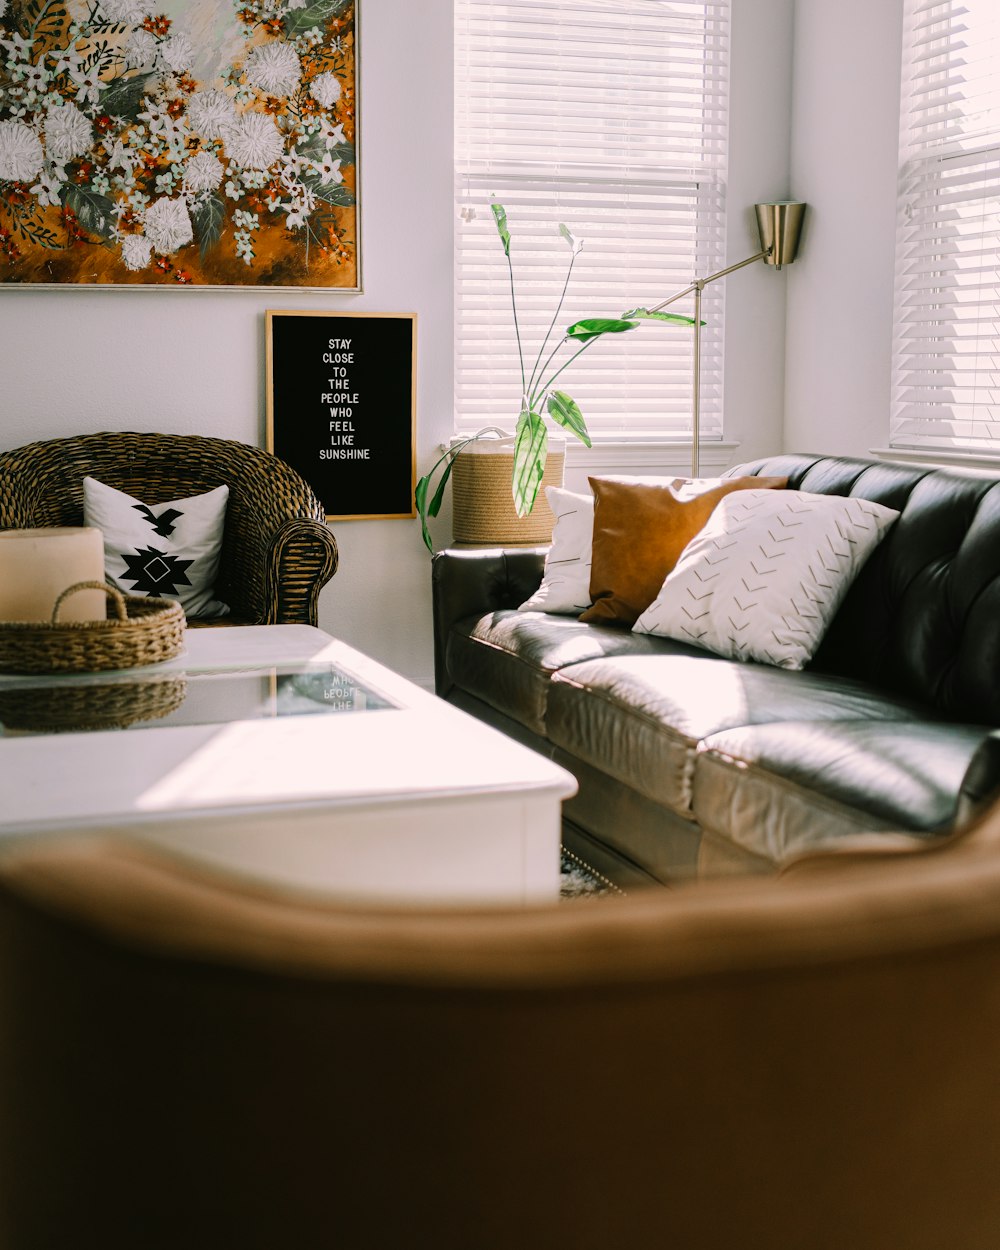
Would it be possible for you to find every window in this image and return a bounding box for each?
[454,0,731,445]
[890,0,1000,454]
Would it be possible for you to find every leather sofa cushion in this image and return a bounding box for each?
[545,654,929,819]
[444,610,678,737]
[693,720,990,866]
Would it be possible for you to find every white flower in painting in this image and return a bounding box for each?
[106,138,136,175]
[183,150,223,193]
[0,119,44,181]
[311,152,341,185]
[19,62,50,96]
[187,89,236,140]
[309,71,340,109]
[31,166,63,208]
[44,101,92,164]
[226,111,283,170]
[144,196,193,253]
[69,63,102,107]
[244,42,301,97]
[0,0,8,19]
[0,31,33,64]
[319,119,345,150]
[136,99,184,142]
[282,183,315,229]
[121,233,153,270]
[281,147,309,177]
[159,33,194,73]
[124,28,157,69]
[101,0,151,21]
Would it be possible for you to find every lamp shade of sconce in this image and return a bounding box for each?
[755,201,806,268]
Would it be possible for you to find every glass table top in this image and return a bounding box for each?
[0,659,396,737]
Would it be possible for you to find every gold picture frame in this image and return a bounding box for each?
[265,309,416,520]
[0,0,359,289]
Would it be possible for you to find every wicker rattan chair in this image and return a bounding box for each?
[0,432,338,626]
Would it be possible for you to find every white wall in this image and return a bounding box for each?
[784,0,904,457]
[723,0,795,467]
[0,0,454,688]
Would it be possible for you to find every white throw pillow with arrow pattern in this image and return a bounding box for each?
[633,489,899,670]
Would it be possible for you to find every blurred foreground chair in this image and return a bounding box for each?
[5,801,1000,1249]
[0,431,338,625]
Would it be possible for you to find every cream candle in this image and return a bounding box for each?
[0,528,106,623]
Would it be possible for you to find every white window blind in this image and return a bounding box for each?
[891,0,1000,452]
[454,0,731,442]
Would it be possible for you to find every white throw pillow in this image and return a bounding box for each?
[517,486,594,614]
[633,489,899,670]
[83,476,230,619]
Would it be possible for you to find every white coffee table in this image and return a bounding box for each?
[0,626,577,905]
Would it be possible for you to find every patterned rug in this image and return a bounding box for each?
[559,850,616,900]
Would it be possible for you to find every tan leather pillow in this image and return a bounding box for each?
[580,475,789,627]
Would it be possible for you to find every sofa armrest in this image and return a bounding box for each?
[431,547,546,697]
[953,730,1000,827]
[778,832,933,878]
[780,731,1000,878]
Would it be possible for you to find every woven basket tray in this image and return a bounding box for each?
[0,581,185,675]
[0,677,188,733]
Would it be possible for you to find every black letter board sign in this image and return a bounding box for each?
[265,310,416,520]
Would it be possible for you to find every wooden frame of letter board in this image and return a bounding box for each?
[265,310,417,521]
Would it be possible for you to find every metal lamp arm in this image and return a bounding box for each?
[642,244,772,476]
[646,246,771,315]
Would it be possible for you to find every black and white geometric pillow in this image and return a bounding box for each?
[633,489,899,670]
[83,476,230,620]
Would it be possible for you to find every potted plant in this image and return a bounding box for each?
[415,202,698,551]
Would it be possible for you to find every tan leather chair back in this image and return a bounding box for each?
[4,821,1000,1250]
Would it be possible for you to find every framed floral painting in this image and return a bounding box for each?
[0,0,358,287]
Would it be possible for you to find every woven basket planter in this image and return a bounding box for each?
[451,434,565,546]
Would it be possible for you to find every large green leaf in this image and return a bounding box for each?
[621,308,701,326]
[302,178,355,208]
[191,193,225,260]
[413,435,479,552]
[285,0,352,38]
[512,410,547,517]
[565,317,639,343]
[546,391,590,447]
[491,202,511,257]
[326,142,355,166]
[415,456,457,552]
[60,184,115,240]
[99,72,155,123]
[414,465,444,552]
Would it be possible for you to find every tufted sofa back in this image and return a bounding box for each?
[737,454,1000,724]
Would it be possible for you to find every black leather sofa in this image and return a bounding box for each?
[431,453,1000,887]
